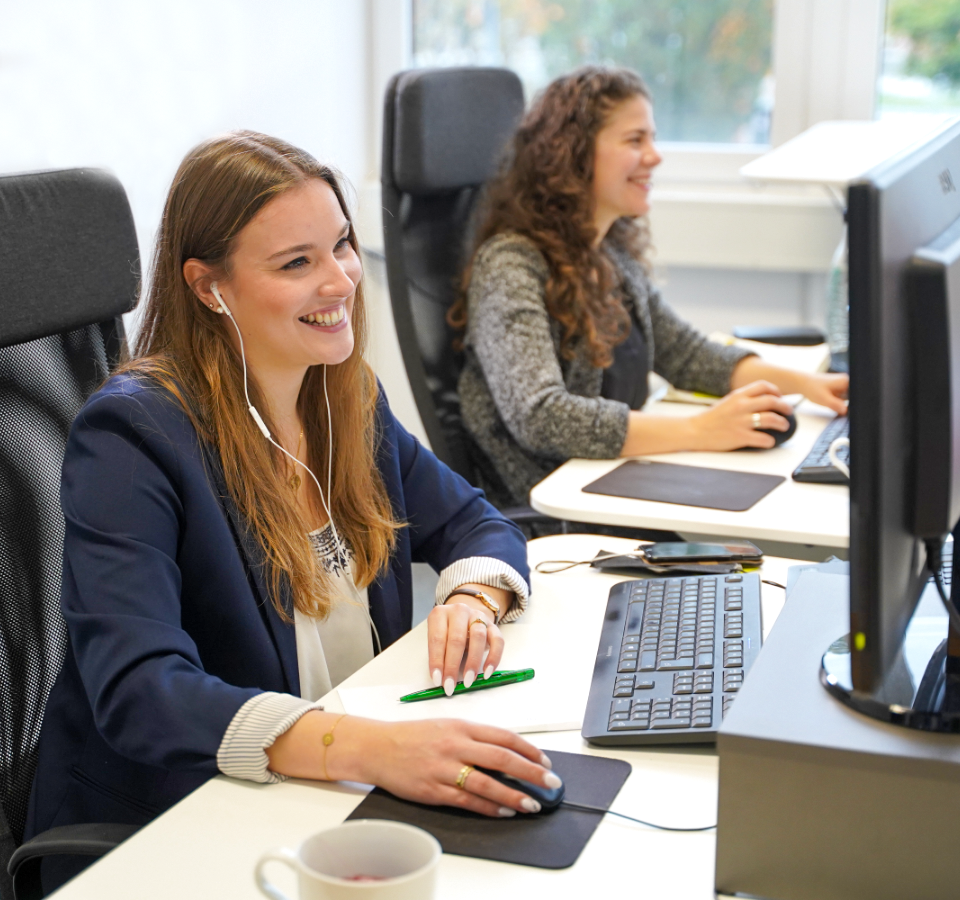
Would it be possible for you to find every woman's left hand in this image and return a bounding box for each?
[798,372,849,415]
[426,597,506,696]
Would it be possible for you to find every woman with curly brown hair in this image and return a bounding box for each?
[451,66,848,508]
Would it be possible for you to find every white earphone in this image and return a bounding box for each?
[209,282,380,650]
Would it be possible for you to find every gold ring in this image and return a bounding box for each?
[752,412,762,429]
[471,618,488,628]
[455,764,474,790]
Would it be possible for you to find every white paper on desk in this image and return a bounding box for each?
[337,677,581,733]
[338,585,593,733]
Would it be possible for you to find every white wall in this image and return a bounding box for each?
[0,0,368,319]
[656,267,828,338]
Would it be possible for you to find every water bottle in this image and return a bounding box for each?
[826,228,849,367]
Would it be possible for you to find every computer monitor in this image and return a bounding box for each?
[821,117,960,728]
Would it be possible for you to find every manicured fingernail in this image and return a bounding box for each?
[444,677,455,697]
[520,797,541,813]
[498,806,516,817]
[544,772,563,789]
[540,753,552,769]
[484,665,495,680]
[464,670,476,688]
[432,669,442,687]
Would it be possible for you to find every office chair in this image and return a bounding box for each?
[381,66,551,521]
[0,168,140,900]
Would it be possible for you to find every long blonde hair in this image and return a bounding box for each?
[126,131,399,619]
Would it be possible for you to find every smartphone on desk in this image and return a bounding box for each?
[643,540,763,564]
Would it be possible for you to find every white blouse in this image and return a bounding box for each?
[216,530,528,784]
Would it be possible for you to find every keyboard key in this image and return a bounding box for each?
[618,659,638,673]
[636,680,655,690]
[639,651,657,670]
[692,717,712,728]
[612,699,631,715]
[610,720,648,731]
[658,657,694,670]
[651,718,692,729]
[696,653,714,669]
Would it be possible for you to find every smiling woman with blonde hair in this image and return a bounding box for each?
[451,66,848,508]
[26,131,560,895]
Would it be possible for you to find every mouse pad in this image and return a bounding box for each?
[582,459,785,512]
[345,751,631,869]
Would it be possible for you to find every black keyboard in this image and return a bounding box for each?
[582,573,763,746]
[792,415,849,484]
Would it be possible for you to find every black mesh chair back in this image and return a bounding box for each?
[381,67,524,482]
[0,169,138,895]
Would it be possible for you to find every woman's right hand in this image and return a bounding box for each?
[688,380,795,451]
[328,715,559,817]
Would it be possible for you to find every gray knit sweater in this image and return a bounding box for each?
[458,233,753,506]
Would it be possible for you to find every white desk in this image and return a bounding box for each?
[529,400,849,553]
[51,534,799,900]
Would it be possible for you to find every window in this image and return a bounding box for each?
[412,0,774,144]
[879,0,960,118]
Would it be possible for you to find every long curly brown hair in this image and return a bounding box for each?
[451,66,652,368]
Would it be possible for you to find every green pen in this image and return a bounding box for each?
[399,668,535,702]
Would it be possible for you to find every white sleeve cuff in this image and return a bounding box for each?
[434,556,529,623]
[216,692,324,784]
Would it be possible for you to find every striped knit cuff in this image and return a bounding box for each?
[435,556,529,623]
[216,692,324,784]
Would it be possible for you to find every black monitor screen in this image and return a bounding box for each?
[848,119,960,694]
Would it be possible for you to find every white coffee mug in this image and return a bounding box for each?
[255,819,441,900]
[829,436,850,479]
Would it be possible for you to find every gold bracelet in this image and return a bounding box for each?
[444,588,502,624]
[321,714,347,781]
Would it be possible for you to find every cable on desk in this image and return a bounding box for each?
[560,800,716,832]
[534,551,647,573]
[761,579,786,590]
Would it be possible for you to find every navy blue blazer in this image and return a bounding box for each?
[26,373,528,842]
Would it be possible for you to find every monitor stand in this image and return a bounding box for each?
[820,535,960,732]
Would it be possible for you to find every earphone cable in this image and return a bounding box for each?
[214,285,381,653]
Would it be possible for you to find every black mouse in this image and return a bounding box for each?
[476,767,565,810]
[740,411,797,449]
[761,411,797,446]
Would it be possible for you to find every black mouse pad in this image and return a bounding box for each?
[345,751,631,869]
[582,459,785,512]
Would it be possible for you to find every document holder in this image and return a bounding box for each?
[583,459,784,512]
[346,750,630,869]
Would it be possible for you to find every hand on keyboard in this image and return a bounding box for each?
[794,371,848,416]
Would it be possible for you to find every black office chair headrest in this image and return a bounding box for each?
[0,168,139,349]
[388,67,525,195]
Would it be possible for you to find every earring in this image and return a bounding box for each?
[207,302,225,314]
